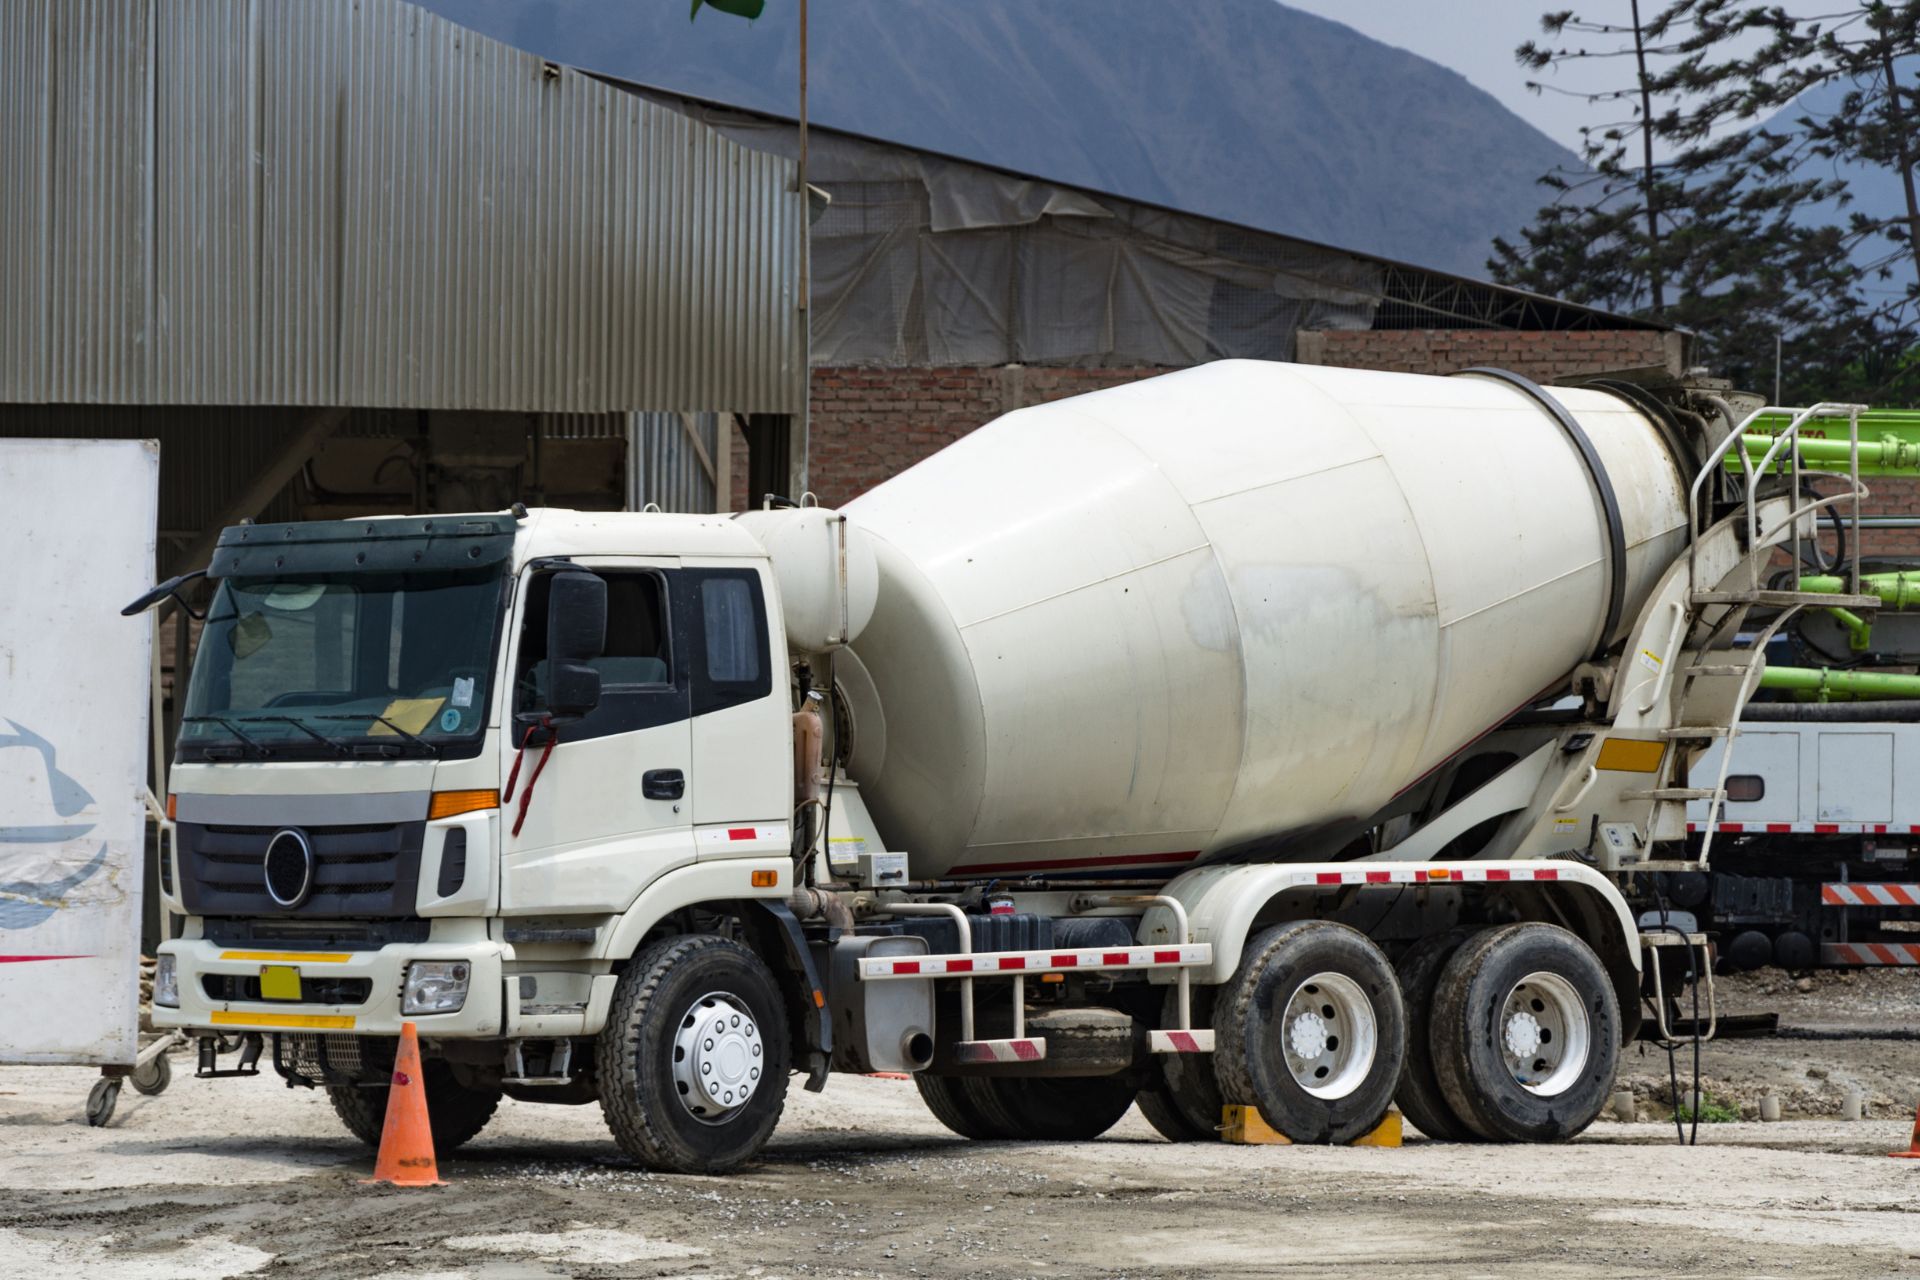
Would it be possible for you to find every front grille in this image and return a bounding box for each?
[202,973,374,1005]
[203,917,430,949]
[177,820,426,917]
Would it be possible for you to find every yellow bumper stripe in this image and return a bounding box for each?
[217,951,351,964]
[210,1010,355,1030]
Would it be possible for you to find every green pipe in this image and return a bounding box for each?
[1733,434,1920,473]
[1826,607,1873,652]
[1759,664,1920,701]
[1799,573,1920,610]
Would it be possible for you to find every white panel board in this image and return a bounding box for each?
[0,439,156,1063]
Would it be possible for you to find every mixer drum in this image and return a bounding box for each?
[834,360,1690,879]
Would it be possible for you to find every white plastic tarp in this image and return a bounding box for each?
[0,439,157,1064]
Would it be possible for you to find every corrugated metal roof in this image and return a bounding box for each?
[0,0,804,414]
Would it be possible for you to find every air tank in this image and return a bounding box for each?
[830,360,1691,879]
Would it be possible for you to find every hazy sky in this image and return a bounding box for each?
[1284,1,1832,152]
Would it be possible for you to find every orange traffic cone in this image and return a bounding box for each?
[365,1022,445,1186]
[1891,1098,1920,1160]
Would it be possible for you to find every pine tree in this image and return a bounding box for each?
[1492,3,1906,403]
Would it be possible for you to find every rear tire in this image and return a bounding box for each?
[1393,930,1479,1142]
[1429,923,1619,1143]
[967,1075,1137,1140]
[915,1073,1008,1140]
[1214,921,1406,1144]
[597,934,791,1174]
[1136,987,1221,1142]
[326,1060,502,1153]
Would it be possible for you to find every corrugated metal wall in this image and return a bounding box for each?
[0,0,804,415]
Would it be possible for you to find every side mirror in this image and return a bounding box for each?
[544,571,606,721]
[121,568,208,618]
[548,571,607,662]
[546,660,602,719]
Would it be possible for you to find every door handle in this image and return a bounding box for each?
[642,768,685,801]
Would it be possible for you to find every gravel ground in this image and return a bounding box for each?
[0,972,1915,1280]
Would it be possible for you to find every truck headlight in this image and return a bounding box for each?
[153,954,179,1008]
[402,961,470,1015]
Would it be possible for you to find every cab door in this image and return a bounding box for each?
[498,561,693,914]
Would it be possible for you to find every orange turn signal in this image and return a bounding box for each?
[429,789,499,820]
[750,869,780,888]
[165,793,178,821]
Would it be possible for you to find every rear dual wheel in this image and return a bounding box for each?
[1214,921,1407,1145]
[916,1073,1136,1141]
[1428,923,1618,1143]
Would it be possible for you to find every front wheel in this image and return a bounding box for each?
[327,1059,502,1153]
[1213,921,1406,1144]
[597,934,791,1174]
[1429,923,1619,1143]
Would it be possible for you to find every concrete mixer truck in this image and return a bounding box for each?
[135,360,1893,1172]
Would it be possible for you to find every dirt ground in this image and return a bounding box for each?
[1,973,1917,1280]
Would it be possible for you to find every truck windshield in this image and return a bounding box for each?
[179,568,505,761]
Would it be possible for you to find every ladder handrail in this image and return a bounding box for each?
[1687,402,1869,598]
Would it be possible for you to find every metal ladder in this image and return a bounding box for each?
[1675,402,1880,868]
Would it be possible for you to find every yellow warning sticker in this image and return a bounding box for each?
[1638,648,1664,674]
[1596,737,1667,773]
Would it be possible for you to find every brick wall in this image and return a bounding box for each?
[780,329,1694,511]
[1294,328,1685,381]
[801,365,1170,509]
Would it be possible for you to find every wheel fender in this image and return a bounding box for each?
[1157,860,1642,988]
[595,857,791,961]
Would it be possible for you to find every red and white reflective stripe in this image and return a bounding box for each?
[1686,821,1916,835]
[695,824,787,847]
[1821,942,1920,966]
[859,943,1210,980]
[952,1038,1046,1064]
[1308,865,1560,886]
[1148,1029,1216,1054]
[1821,882,1920,908]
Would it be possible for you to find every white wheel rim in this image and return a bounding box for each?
[671,991,765,1124]
[1499,971,1590,1097]
[1279,972,1377,1100]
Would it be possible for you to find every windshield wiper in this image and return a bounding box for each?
[180,715,271,759]
[314,713,440,757]
[232,714,352,758]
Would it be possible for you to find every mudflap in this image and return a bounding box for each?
[745,900,834,1091]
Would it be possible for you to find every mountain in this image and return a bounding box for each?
[414,0,1581,278]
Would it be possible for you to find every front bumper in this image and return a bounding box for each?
[152,936,511,1037]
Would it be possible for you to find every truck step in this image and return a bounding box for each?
[1148,1029,1216,1054]
[1683,664,1755,678]
[501,1074,574,1087]
[1623,787,1722,802]
[1691,589,1882,609]
[1659,725,1732,739]
[952,1037,1047,1064]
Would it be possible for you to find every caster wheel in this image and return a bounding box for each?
[131,1050,172,1097]
[86,1077,121,1127]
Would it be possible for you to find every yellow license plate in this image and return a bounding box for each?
[259,964,302,1001]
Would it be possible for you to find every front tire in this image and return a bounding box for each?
[327,1060,502,1153]
[597,934,791,1174]
[1214,921,1406,1144]
[1429,923,1619,1143]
